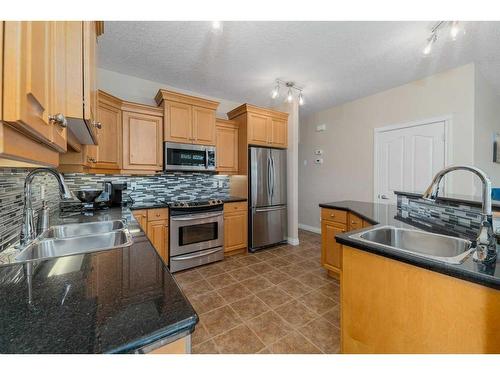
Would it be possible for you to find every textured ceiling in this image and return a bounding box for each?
[98,21,500,117]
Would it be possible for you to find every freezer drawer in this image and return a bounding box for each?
[250,205,287,250]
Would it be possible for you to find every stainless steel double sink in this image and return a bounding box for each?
[349,225,474,264]
[15,220,133,263]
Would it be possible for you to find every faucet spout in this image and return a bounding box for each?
[20,168,74,246]
[422,165,496,264]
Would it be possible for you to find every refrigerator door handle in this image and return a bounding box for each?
[267,155,272,202]
[270,153,275,200]
[254,205,287,213]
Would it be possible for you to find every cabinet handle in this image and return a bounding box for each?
[92,121,102,129]
[87,157,96,163]
[49,113,68,128]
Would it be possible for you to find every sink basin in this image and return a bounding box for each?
[42,220,126,239]
[350,226,473,264]
[15,230,133,262]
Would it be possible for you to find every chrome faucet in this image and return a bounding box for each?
[20,168,74,246]
[422,165,497,263]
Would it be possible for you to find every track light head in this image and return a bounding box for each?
[450,21,460,40]
[271,83,280,99]
[286,88,293,103]
[298,92,304,106]
[423,34,437,55]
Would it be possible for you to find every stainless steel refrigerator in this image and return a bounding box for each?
[249,146,287,251]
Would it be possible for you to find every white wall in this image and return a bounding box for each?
[299,64,476,231]
[97,68,242,118]
[474,67,500,190]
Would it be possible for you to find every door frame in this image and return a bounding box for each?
[373,115,453,203]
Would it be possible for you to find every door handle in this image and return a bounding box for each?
[379,194,389,200]
[254,205,286,213]
[172,247,222,260]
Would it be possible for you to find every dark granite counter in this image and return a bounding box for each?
[129,196,247,210]
[0,207,198,353]
[319,200,500,290]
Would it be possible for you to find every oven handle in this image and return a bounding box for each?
[170,212,223,221]
[172,247,222,261]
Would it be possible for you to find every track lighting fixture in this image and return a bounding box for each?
[422,21,465,56]
[212,21,223,32]
[271,79,305,106]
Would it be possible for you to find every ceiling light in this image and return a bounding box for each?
[286,88,293,103]
[271,83,280,99]
[423,34,437,55]
[450,21,460,40]
[298,92,304,106]
[212,21,223,31]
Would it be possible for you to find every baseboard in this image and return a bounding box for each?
[298,223,321,234]
[287,237,300,246]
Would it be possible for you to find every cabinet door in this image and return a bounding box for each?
[270,117,287,148]
[224,212,248,252]
[3,22,53,144]
[248,113,270,146]
[216,124,238,173]
[348,213,363,231]
[321,221,346,272]
[165,101,192,143]
[147,219,169,263]
[133,210,148,230]
[193,106,216,145]
[83,21,98,135]
[122,111,163,171]
[94,101,121,169]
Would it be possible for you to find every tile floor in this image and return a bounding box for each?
[174,230,341,354]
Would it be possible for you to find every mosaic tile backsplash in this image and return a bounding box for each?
[0,169,230,253]
[396,193,484,240]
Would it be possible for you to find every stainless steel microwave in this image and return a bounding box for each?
[164,142,216,171]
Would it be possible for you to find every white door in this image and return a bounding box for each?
[375,121,446,204]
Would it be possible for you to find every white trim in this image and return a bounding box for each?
[298,223,321,234]
[287,237,300,246]
[373,115,453,203]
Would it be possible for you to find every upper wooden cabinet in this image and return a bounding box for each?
[216,119,239,174]
[155,89,219,146]
[122,102,163,172]
[227,104,288,149]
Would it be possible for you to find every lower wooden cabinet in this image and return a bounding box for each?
[223,202,248,253]
[321,208,372,277]
[133,208,169,264]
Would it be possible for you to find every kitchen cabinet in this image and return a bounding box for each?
[216,119,239,174]
[227,104,288,149]
[122,105,163,172]
[133,208,169,264]
[223,202,248,253]
[155,89,219,146]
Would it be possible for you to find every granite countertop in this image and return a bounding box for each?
[129,196,247,210]
[0,207,198,353]
[319,200,500,290]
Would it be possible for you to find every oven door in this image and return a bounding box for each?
[164,142,216,171]
[170,211,224,256]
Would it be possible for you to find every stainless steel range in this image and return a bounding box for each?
[169,199,224,272]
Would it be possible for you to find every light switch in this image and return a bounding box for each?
[314,158,324,165]
[314,149,323,155]
[316,124,326,132]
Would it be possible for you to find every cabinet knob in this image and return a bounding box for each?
[92,121,102,129]
[49,113,68,128]
[351,221,355,224]
[330,213,335,217]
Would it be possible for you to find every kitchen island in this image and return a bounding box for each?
[319,200,500,354]
[0,207,198,354]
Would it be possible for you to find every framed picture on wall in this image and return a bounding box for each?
[493,132,500,163]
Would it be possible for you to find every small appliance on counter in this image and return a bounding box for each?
[107,182,127,207]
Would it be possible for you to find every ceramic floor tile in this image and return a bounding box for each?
[197,262,226,278]
[317,282,341,302]
[278,278,313,299]
[174,269,204,285]
[212,324,265,354]
[246,310,292,346]
[201,305,242,337]
[217,282,253,304]
[192,320,211,345]
[189,290,227,315]
[229,294,270,321]
[298,290,337,315]
[268,331,321,354]
[255,285,294,309]
[322,304,340,328]
[181,279,214,298]
[206,272,238,289]
[192,339,220,354]
[295,272,330,289]
[274,300,318,328]
[263,269,291,285]
[247,261,275,275]
[298,317,341,353]
[244,275,275,292]
[227,266,258,282]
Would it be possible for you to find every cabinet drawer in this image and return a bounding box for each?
[348,213,363,230]
[224,201,247,214]
[147,208,169,222]
[321,208,347,224]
